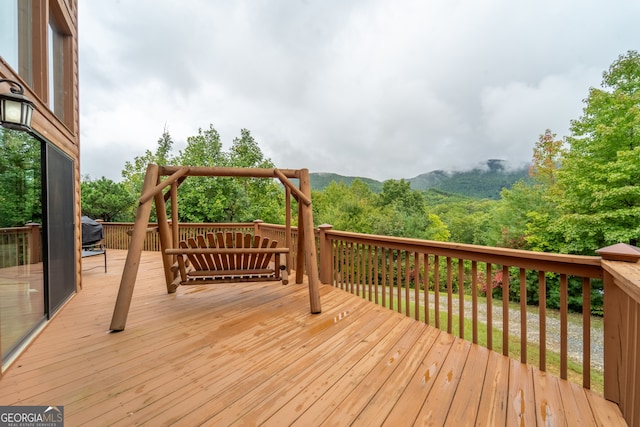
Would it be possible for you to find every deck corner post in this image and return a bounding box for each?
[603,269,623,405]
[318,224,333,284]
[599,242,640,425]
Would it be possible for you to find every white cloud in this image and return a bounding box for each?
[78,0,640,182]
[479,66,602,163]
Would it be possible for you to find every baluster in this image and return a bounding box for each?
[424,254,430,325]
[539,271,547,371]
[459,259,465,339]
[519,268,527,363]
[471,261,478,344]
[582,277,591,388]
[502,265,510,356]
[414,251,420,321]
[447,257,453,334]
[560,273,568,379]
[405,251,411,317]
[486,263,493,350]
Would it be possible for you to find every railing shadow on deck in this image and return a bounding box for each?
[100,220,640,426]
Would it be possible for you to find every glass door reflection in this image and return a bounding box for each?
[0,128,45,363]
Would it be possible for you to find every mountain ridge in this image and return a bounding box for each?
[310,159,530,199]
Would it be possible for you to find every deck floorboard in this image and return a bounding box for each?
[0,250,626,426]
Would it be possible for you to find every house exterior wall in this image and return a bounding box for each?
[0,0,81,372]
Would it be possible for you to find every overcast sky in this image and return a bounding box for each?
[78,0,640,182]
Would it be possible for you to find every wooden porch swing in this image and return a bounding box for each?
[109,164,322,331]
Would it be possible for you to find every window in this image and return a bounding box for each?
[0,0,34,86]
[48,16,67,121]
[1,0,73,125]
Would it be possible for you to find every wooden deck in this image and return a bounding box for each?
[0,250,626,426]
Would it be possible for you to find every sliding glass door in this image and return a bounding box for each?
[0,128,45,361]
[0,128,76,366]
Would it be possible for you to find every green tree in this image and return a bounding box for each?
[174,125,231,222]
[121,126,175,191]
[486,131,564,250]
[375,179,449,240]
[471,183,534,249]
[378,179,424,216]
[424,190,496,244]
[553,50,640,254]
[174,125,283,223]
[529,129,565,186]
[313,180,378,233]
[121,127,175,220]
[523,130,565,252]
[81,176,136,221]
[228,129,283,223]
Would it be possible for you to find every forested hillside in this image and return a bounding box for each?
[408,159,529,199]
[309,173,383,193]
[310,159,529,199]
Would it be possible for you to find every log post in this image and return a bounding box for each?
[318,224,333,284]
[110,164,159,331]
[284,186,292,274]
[296,189,305,284]
[299,169,321,313]
[154,182,175,293]
[170,182,179,264]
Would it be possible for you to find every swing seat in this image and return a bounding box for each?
[165,232,289,288]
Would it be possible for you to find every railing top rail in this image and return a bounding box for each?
[0,226,33,233]
[102,222,255,228]
[257,223,288,229]
[325,229,603,279]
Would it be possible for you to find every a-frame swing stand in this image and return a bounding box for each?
[109,164,322,331]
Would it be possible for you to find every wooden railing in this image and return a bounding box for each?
[317,226,602,391]
[102,222,255,251]
[99,220,639,424]
[0,224,41,268]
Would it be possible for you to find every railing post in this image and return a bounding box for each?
[26,222,41,264]
[603,268,623,404]
[253,219,263,236]
[597,243,640,426]
[318,224,333,284]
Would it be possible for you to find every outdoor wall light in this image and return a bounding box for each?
[0,78,35,131]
